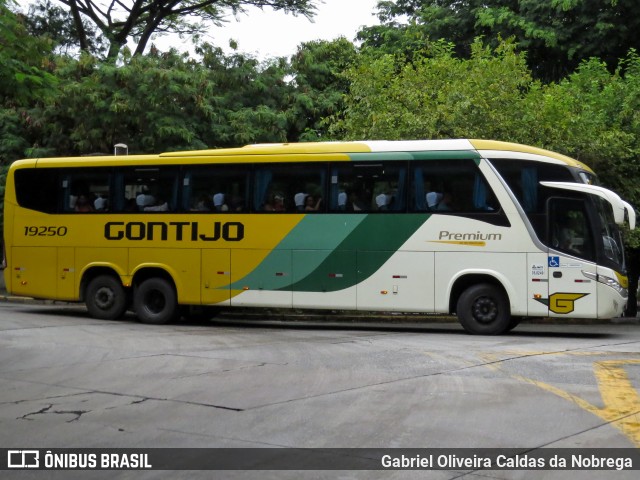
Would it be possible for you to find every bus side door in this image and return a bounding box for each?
[546,198,598,318]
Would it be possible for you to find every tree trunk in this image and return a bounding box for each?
[68,0,89,52]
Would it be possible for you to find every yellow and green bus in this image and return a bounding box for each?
[2,139,635,334]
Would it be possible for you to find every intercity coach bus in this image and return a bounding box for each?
[2,139,636,334]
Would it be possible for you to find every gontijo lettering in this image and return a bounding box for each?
[104,221,244,242]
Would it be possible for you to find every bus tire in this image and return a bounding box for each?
[85,275,127,320]
[457,283,510,335]
[134,277,178,325]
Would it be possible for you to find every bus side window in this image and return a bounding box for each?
[184,165,249,213]
[117,167,178,213]
[254,164,326,213]
[411,160,499,213]
[329,163,405,213]
[61,169,111,213]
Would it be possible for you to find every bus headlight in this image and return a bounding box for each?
[582,271,628,297]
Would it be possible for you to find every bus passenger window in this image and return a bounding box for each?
[183,166,249,213]
[411,160,498,213]
[253,164,326,213]
[61,169,111,213]
[118,167,177,213]
[329,163,405,213]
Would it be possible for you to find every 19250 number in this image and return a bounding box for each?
[24,226,68,236]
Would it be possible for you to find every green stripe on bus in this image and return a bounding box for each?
[226,215,365,291]
[287,214,429,292]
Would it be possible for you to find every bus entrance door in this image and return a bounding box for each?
[547,252,597,318]
[546,198,598,318]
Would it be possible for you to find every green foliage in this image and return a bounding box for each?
[365,0,640,81]
[288,38,357,140]
[37,52,211,153]
[0,0,57,106]
[334,39,534,140]
[0,0,59,168]
[28,45,321,155]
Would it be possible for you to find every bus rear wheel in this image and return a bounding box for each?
[85,275,127,320]
[456,283,510,335]
[134,277,178,325]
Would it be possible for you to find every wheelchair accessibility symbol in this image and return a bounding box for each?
[548,256,560,267]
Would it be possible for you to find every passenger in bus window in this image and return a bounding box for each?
[349,191,368,212]
[94,194,108,211]
[136,191,155,210]
[426,191,443,210]
[229,195,245,212]
[75,194,94,212]
[144,197,169,212]
[213,193,229,212]
[337,191,347,210]
[294,192,307,212]
[376,192,390,211]
[264,194,286,212]
[436,192,453,211]
[193,194,212,211]
[305,195,322,212]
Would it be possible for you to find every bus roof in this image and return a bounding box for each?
[14,139,594,173]
[469,139,594,173]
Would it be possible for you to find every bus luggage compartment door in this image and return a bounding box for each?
[356,251,435,312]
[230,249,292,307]
[292,249,357,309]
[201,249,231,306]
[11,247,57,299]
[57,247,75,300]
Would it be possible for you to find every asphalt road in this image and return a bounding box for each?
[1,302,639,479]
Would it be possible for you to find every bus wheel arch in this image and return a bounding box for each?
[132,268,179,325]
[450,275,511,335]
[82,269,128,320]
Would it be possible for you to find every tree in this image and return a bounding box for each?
[0,0,57,107]
[333,39,535,141]
[54,1,317,61]
[29,43,303,155]
[288,38,357,141]
[24,0,107,56]
[0,0,58,163]
[363,0,640,80]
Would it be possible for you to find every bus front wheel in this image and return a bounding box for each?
[134,277,178,325]
[456,283,510,335]
[85,275,127,320]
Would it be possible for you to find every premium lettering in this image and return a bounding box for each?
[104,221,244,242]
[438,230,502,241]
